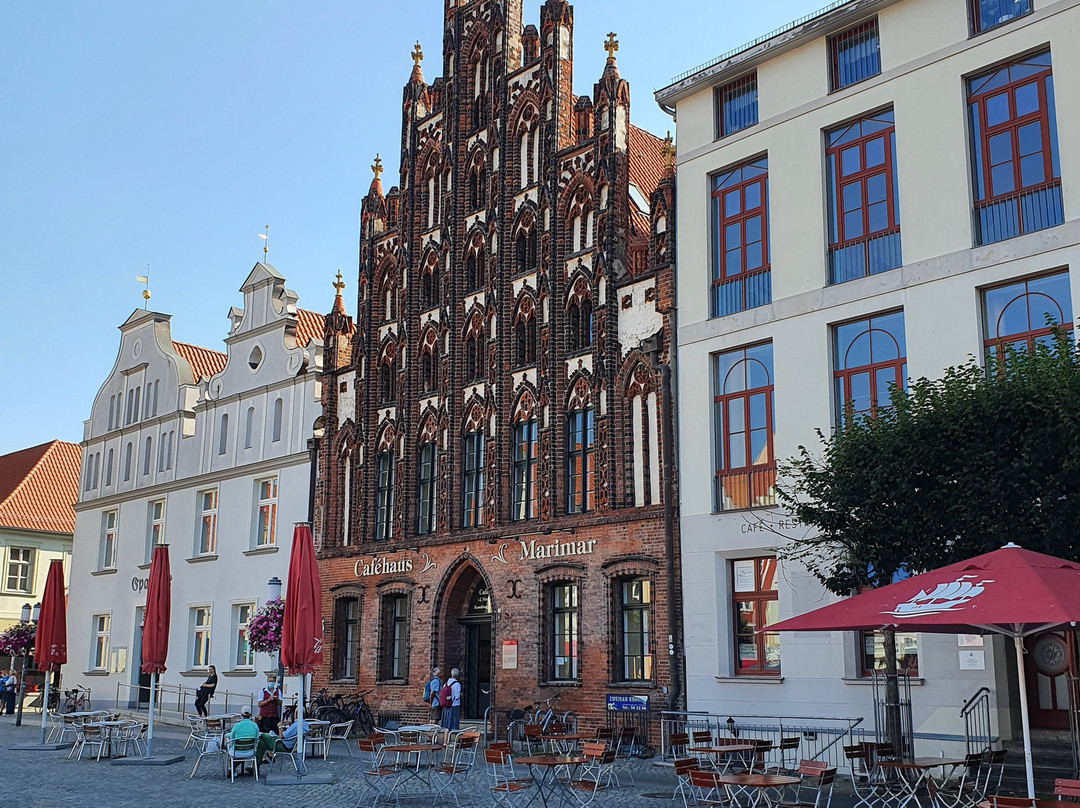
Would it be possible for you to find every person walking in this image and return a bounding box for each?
[424,667,443,722]
[3,668,18,715]
[439,668,461,731]
[193,664,217,717]
[257,673,282,733]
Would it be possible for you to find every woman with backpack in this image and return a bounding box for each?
[439,668,461,731]
[423,667,442,721]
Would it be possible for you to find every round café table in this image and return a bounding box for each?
[689,742,758,774]
[382,742,445,797]
[517,754,587,808]
[718,772,801,808]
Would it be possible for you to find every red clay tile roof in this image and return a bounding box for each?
[172,341,228,383]
[627,125,668,200]
[0,441,80,534]
[296,308,325,348]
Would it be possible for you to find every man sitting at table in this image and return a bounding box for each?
[257,717,311,766]
[228,706,262,774]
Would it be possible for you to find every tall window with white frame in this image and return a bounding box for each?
[511,419,538,521]
[100,510,118,570]
[715,72,758,139]
[462,431,485,528]
[375,452,395,541]
[191,606,211,669]
[218,413,229,455]
[982,271,1073,362]
[381,595,408,680]
[145,499,165,563]
[5,548,34,593]
[619,578,653,681]
[234,603,254,669]
[713,343,775,512]
[417,442,437,535]
[272,398,283,442]
[832,310,907,425]
[551,583,579,681]
[826,109,901,284]
[566,408,595,514]
[254,478,277,547]
[197,490,217,556]
[335,596,360,680]
[92,614,110,671]
[968,51,1062,246]
[733,557,779,675]
[710,157,770,317]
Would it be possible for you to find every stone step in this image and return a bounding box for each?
[997,737,1076,797]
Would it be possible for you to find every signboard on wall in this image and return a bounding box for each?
[606,694,649,712]
[501,639,518,670]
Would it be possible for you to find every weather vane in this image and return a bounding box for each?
[258,225,269,263]
[135,266,151,309]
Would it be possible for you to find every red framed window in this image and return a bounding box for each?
[829,19,881,92]
[716,72,758,138]
[982,270,1073,361]
[713,343,775,512]
[970,0,1032,35]
[711,157,770,317]
[968,51,1063,245]
[733,557,780,675]
[826,109,902,284]
[833,310,907,425]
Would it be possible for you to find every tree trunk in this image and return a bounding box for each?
[882,629,904,755]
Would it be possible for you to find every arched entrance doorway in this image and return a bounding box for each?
[437,561,493,721]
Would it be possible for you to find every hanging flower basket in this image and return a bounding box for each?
[0,621,37,656]
[247,597,284,654]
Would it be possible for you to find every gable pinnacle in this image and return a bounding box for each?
[604,32,619,61]
[412,41,423,67]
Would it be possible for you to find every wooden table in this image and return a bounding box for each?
[690,743,758,774]
[517,755,587,808]
[877,758,968,808]
[383,742,446,797]
[718,772,801,808]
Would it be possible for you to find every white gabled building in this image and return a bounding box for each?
[66,263,325,709]
[659,0,1080,763]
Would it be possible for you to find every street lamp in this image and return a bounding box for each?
[15,602,40,727]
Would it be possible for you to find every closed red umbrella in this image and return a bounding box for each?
[769,543,1080,798]
[141,544,171,757]
[35,559,66,744]
[280,524,322,774]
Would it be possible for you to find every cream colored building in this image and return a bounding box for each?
[658,0,1079,749]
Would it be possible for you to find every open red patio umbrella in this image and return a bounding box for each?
[770,542,1080,798]
[280,523,322,773]
[141,544,171,758]
[35,559,67,744]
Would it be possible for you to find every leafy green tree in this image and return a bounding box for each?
[775,330,1080,750]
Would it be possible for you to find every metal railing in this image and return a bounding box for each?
[715,467,777,512]
[114,680,253,718]
[712,269,772,318]
[870,668,914,757]
[660,710,864,771]
[974,181,1064,246]
[828,229,902,285]
[961,686,994,756]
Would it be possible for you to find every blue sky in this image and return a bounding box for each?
[0,0,823,456]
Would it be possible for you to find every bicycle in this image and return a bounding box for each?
[506,692,564,752]
[61,685,92,714]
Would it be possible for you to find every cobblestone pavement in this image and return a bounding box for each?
[0,716,715,808]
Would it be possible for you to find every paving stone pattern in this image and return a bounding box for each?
[0,717,734,808]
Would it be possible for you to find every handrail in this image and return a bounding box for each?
[960,686,993,756]
[660,710,864,770]
[114,680,254,718]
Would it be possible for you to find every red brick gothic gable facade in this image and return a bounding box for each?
[315,0,680,735]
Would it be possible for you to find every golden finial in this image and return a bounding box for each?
[258,225,269,263]
[412,41,424,67]
[333,270,346,297]
[604,32,619,61]
[136,266,151,309]
[662,131,676,168]
[371,154,384,182]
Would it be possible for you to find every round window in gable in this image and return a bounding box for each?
[248,345,263,371]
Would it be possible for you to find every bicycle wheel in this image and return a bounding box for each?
[356,704,375,736]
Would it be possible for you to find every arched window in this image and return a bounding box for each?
[421,350,437,394]
[465,248,486,292]
[421,258,441,308]
[379,360,396,403]
[375,450,395,541]
[105,448,114,486]
[143,436,152,476]
[125,390,134,425]
[416,441,437,535]
[132,387,141,423]
[244,406,255,449]
[515,313,537,367]
[218,413,228,455]
[108,395,116,429]
[465,333,484,382]
[143,382,154,418]
[123,442,133,482]
[515,229,537,275]
[159,432,168,471]
[568,298,594,353]
[272,398,283,442]
[468,163,486,210]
